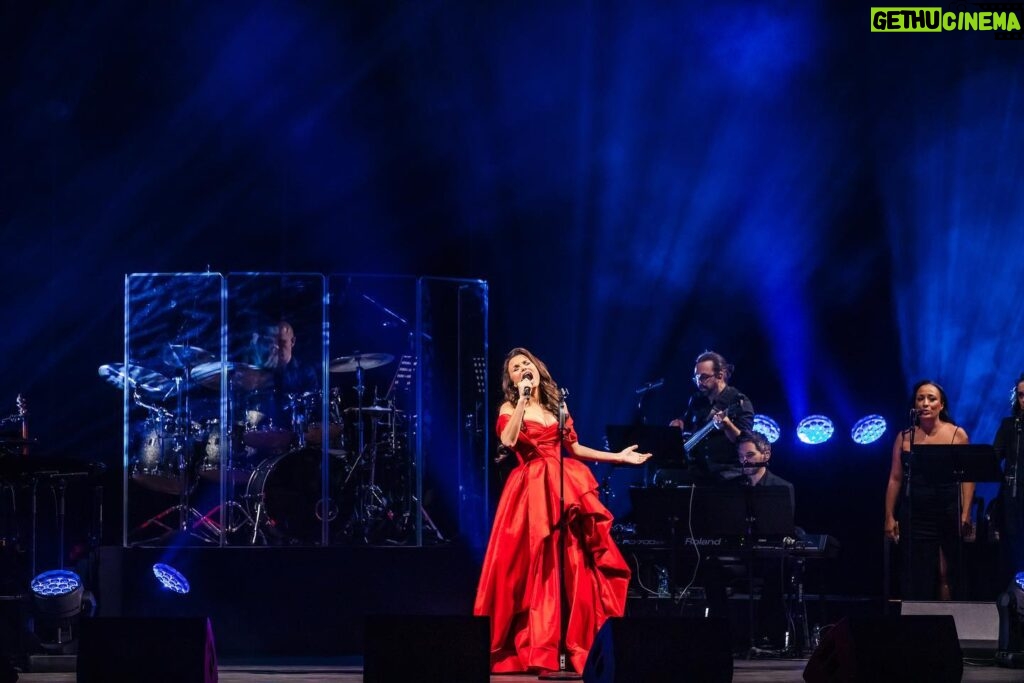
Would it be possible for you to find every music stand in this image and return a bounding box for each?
[904,444,1001,601]
[907,444,1003,484]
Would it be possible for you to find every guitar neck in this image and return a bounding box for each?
[684,419,719,453]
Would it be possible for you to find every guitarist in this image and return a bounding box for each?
[669,350,754,483]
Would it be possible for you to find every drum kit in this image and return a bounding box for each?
[99,347,417,545]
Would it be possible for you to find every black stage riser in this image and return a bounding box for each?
[96,545,479,658]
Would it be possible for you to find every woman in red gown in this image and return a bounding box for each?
[474,347,651,674]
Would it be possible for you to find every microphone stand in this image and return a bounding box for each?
[904,410,917,599]
[634,379,662,487]
[539,387,580,680]
[1013,416,1022,500]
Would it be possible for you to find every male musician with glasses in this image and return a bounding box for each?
[666,350,754,483]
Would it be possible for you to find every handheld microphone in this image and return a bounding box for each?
[521,371,534,398]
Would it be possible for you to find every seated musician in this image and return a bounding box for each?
[246,321,319,435]
[701,431,795,652]
[738,431,794,509]
[737,430,794,650]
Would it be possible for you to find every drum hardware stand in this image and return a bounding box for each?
[134,500,222,545]
[288,392,308,449]
[197,500,257,537]
[130,351,218,546]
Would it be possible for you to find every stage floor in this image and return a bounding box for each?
[12,659,1024,682]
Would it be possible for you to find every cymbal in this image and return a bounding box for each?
[329,353,394,373]
[192,362,272,392]
[162,344,215,369]
[98,364,176,399]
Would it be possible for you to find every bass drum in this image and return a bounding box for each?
[247,448,342,544]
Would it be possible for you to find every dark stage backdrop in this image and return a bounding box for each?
[3,1,1024,600]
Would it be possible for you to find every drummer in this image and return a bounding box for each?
[247,321,319,431]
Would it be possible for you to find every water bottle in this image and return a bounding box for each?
[656,566,669,597]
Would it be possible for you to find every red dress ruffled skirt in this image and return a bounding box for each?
[473,414,630,673]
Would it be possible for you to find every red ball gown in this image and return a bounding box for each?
[473,413,630,673]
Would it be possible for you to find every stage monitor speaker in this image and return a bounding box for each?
[363,615,489,683]
[77,616,217,683]
[900,600,998,651]
[582,616,732,683]
[803,615,962,683]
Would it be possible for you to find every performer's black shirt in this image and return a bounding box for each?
[681,385,755,479]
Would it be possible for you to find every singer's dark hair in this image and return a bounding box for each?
[695,350,734,382]
[909,379,954,424]
[502,347,562,416]
[737,431,771,459]
[1012,373,1024,417]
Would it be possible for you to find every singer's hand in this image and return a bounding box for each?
[669,418,684,430]
[961,516,975,540]
[884,518,900,543]
[518,378,533,399]
[618,445,653,465]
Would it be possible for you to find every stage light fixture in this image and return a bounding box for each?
[153,563,190,594]
[29,569,95,650]
[796,415,834,445]
[851,415,887,445]
[752,414,781,443]
[30,569,83,619]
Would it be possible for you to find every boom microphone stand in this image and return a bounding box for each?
[539,387,581,680]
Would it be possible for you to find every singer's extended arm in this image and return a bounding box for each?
[570,440,650,465]
[563,404,652,465]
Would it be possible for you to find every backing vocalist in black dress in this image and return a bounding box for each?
[884,380,973,600]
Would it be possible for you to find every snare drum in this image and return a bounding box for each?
[241,391,296,452]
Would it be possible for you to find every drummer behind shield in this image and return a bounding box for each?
[248,321,319,428]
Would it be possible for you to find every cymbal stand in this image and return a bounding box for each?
[354,361,366,461]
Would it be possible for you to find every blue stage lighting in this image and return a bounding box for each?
[1016,572,1024,591]
[31,569,81,597]
[796,415,834,445]
[851,415,887,445]
[30,570,84,619]
[753,414,781,444]
[153,563,190,594]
